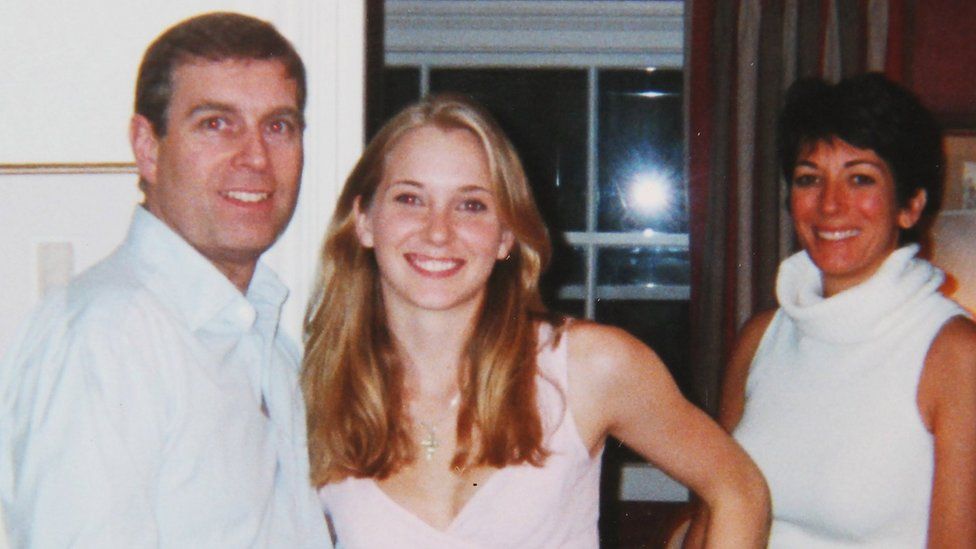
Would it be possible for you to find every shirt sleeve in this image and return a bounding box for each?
[2,293,169,547]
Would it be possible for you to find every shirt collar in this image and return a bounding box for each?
[120,207,289,334]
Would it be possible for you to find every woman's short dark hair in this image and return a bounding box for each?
[778,73,943,243]
[135,12,306,136]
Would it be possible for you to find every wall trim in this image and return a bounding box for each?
[0,163,137,175]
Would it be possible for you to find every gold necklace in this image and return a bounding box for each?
[415,393,460,461]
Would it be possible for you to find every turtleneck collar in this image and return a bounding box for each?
[776,244,945,343]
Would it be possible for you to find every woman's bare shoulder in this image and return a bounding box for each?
[564,319,664,378]
[563,319,686,451]
[739,309,778,347]
[919,316,976,425]
[932,314,976,348]
[719,309,778,430]
[727,310,777,381]
[925,316,976,384]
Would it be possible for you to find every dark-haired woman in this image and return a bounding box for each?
[302,94,770,548]
[713,74,976,546]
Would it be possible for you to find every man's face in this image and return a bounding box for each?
[131,58,303,291]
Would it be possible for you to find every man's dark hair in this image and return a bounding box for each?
[778,73,943,243]
[135,12,306,136]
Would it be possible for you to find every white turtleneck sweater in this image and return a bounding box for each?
[734,245,965,548]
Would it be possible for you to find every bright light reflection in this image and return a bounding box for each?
[630,174,671,214]
[634,91,673,98]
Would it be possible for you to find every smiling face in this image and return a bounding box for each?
[354,125,515,319]
[130,58,304,292]
[790,138,926,296]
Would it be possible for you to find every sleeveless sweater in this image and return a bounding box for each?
[318,323,602,548]
[734,245,964,547]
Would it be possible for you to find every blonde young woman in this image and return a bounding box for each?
[302,94,770,548]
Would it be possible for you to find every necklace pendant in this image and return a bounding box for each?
[419,423,439,461]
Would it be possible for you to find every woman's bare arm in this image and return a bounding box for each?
[918,316,976,547]
[717,310,776,431]
[684,310,775,547]
[566,321,770,549]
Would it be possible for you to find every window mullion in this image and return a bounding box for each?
[584,66,598,320]
[420,64,431,96]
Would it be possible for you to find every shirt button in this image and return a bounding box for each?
[237,305,257,329]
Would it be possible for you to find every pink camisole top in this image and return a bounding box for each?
[317,323,603,548]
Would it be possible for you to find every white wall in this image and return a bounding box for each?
[0,174,142,352]
[0,1,365,353]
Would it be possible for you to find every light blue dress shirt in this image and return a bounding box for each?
[0,207,330,548]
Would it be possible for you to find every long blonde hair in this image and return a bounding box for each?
[303,94,557,485]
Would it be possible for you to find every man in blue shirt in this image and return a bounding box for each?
[0,13,331,547]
